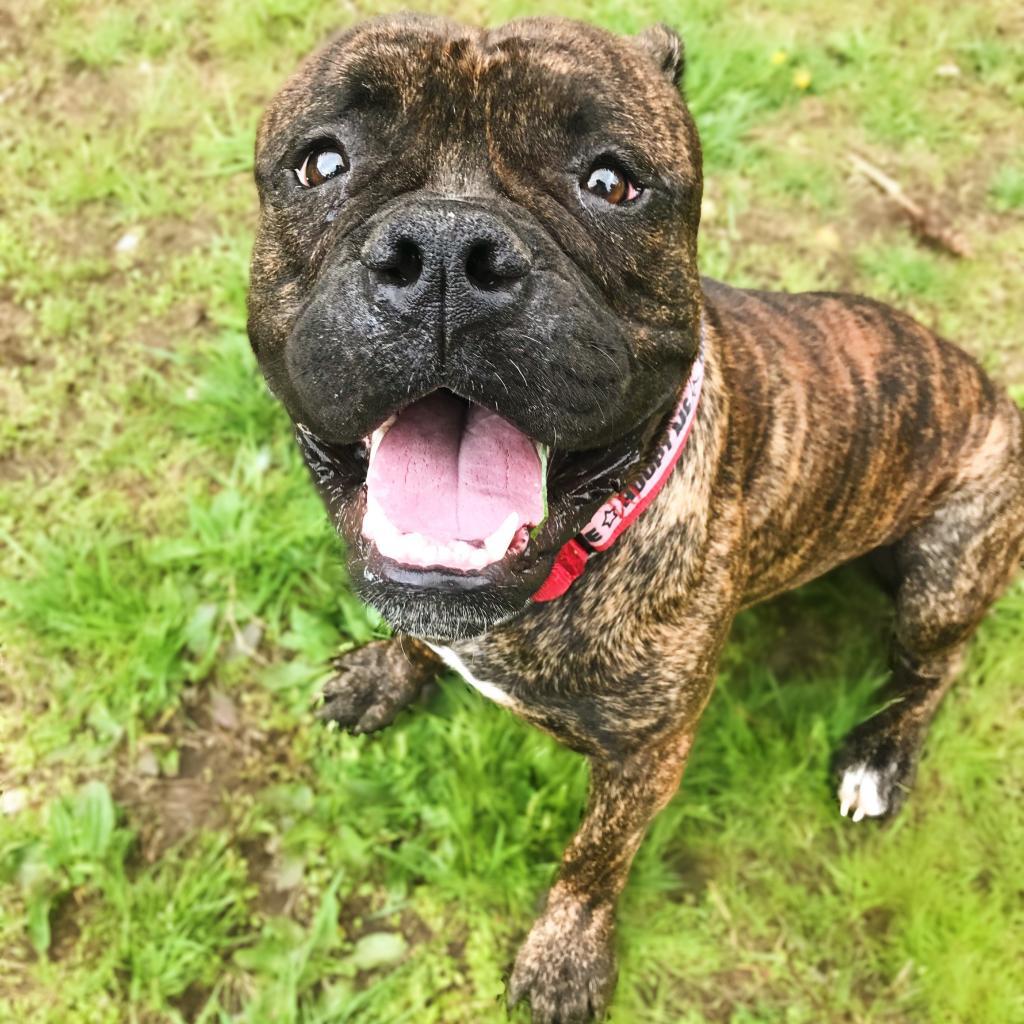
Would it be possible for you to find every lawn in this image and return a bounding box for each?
[1,0,1022,1022]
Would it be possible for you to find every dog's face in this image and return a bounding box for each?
[249,15,703,640]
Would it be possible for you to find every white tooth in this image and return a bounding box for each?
[367,415,397,469]
[483,512,521,560]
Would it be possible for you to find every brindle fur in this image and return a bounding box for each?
[250,16,1024,1023]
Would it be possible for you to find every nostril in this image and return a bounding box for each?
[465,242,499,291]
[465,241,526,292]
[375,239,423,288]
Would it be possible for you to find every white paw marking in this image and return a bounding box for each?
[426,643,517,708]
[838,763,889,822]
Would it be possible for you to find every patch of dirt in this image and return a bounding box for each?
[335,889,436,992]
[115,685,306,886]
[116,298,211,366]
[660,846,715,902]
[0,928,39,1005]
[0,301,64,485]
[0,295,35,367]
[0,234,215,489]
[0,292,46,485]
[337,890,434,947]
[731,85,1024,296]
[643,950,914,1024]
[113,217,218,274]
[997,352,1024,392]
[842,144,1023,264]
[235,835,290,917]
[0,4,38,63]
[26,56,192,143]
[168,981,213,1023]
[860,904,895,937]
[47,891,86,962]
[30,204,221,299]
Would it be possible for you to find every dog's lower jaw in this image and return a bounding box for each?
[357,577,526,641]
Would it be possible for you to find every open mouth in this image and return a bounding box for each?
[361,390,548,572]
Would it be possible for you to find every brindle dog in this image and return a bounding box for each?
[248,15,1024,1022]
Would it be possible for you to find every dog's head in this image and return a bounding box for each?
[248,15,703,640]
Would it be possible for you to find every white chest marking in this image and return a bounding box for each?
[426,643,515,708]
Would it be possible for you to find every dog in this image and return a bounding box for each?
[247,15,1024,1022]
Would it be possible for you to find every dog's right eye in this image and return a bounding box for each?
[295,143,349,188]
[581,163,642,206]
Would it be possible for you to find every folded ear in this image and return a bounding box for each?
[632,24,685,87]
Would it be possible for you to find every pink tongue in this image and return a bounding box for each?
[363,391,544,570]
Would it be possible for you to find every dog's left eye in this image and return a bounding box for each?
[295,143,349,188]
[581,164,642,205]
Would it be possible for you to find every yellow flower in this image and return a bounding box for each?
[771,49,788,66]
[792,68,812,90]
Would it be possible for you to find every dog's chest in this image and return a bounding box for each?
[426,642,519,708]
[425,630,652,759]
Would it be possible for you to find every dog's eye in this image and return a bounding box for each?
[296,143,349,188]
[581,164,642,205]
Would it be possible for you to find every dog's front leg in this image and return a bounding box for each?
[317,636,441,734]
[508,729,696,1024]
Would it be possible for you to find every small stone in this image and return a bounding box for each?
[209,689,240,731]
[348,932,407,971]
[229,620,264,660]
[114,230,142,255]
[136,749,161,777]
[273,857,305,891]
[814,225,841,251]
[251,447,272,476]
[935,63,961,78]
[1,788,27,815]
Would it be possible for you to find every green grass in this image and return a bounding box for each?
[1,0,1022,1021]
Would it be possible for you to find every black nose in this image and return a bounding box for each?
[360,200,532,327]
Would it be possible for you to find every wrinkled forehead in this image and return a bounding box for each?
[256,15,697,182]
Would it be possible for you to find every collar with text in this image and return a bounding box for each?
[531,339,706,603]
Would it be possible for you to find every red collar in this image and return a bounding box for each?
[532,341,706,603]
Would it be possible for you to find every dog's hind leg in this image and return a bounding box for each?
[835,406,1024,821]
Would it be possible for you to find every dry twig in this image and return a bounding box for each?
[848,151,972,258]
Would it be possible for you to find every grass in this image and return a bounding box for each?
[1,0,1022,1021]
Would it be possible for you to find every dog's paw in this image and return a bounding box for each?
[317,639,433,735]
[834,705,923,822]
[508,897,617,1024]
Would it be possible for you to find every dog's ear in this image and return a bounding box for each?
[632,24,685,87]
